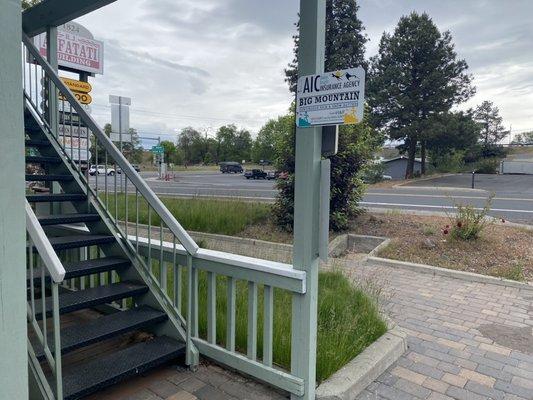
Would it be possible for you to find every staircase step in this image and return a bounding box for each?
[34,306,167,360]
[26,174,73,182]
[29,257,130,284]
[25,138,50,147]
[35,281,148,320]
[47,235,116,251]
[26,193,86,203]
[37,213,101,226]
[62,336,185,400]
[25,155,62,164]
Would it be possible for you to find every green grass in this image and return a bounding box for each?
[103,194,270,235]
[157,266,386,383]
[489,263,525,281]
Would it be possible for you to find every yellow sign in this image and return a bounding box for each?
[59,92,92,105]
[60,77,92,93]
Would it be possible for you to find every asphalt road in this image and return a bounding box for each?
[88,172,533,224]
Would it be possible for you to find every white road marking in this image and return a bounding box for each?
[361,201,533,214]
[366,192,533,202]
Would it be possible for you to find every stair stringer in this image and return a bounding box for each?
[25,107,199,366]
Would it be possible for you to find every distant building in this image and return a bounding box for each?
[382,156,422,180]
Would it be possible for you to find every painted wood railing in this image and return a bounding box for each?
[132,235,307,396]
[26,200,65,400]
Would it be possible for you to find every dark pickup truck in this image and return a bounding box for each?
[244,169,267,179]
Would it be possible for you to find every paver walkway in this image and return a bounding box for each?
[87,260,533,399]
[349,262,533,400]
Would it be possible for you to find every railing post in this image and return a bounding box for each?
[291,1,325,399]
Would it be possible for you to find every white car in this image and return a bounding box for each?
[88,164,115,176]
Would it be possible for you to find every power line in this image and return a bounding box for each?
[91,103,265,124]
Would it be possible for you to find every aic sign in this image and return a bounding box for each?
[34,22,104,75]
[296,67,365,127]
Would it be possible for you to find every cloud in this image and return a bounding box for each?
[75,0,533,138]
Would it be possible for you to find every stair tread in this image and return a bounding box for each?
[35,281,148,319]
[29,257,130,282]
[26,174,73,181]
[25,138,50,146]
[47,235,116,250]
[62,336,185,400]
[37,213,101,226]
[26,155,61,164]
[26,193,86,202]
[34,306,167,360]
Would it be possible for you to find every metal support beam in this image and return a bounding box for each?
[291,1,325,399]
[0,1,28,398]
[22,0,118,36]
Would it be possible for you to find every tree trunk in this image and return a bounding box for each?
[405,138,417,179]
[421,140,426,175]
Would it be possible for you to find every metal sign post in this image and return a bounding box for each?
[291,1,325,399]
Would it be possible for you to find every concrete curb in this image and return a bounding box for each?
[366,256,533,291]
[316,322,407,400]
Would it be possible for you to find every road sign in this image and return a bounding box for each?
[296,67,365,127]
[60,77,92,93]
[59,91,92,105]
[151,145,164,154]
[110,133,132,142]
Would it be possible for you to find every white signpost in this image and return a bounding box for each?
[296,67,365,127]
[109,95,132,143]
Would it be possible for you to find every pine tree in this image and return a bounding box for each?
[276,1,379,231]
[284,0,368,93]
[368,12,474,178]
[473,101,509,146]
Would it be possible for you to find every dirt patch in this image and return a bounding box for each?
[478,324,533,355]
[348,213,533,281]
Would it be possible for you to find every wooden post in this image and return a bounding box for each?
[291,1,325,399]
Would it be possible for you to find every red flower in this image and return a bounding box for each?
[443,229,449,235]
[445,224,450,229]
[457,221,462,228]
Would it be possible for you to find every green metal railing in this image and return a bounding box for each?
[26,200,64,400]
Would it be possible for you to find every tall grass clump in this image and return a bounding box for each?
[160,267,386,383]
[103,194,270,235]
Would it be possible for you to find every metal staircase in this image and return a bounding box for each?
[23,33,197,399]
[25,107,188,399]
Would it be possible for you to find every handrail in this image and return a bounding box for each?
[26,200,65,282]
[22,32,199,256]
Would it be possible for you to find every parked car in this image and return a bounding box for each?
[244,169,267,179]
[88,164,115,176]
[266,170,276,180]
[220,161,243,173]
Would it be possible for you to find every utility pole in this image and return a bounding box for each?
[291,1,325,399]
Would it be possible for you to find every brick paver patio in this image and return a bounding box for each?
[350,262,533,400]
[87,260,532,399]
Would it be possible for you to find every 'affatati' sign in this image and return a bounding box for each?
[296,67,365,127]
[34,22,104,75]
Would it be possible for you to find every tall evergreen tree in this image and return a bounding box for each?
[285,0,368,93]
[368,12,474,177]
[473,101,509,146]
[277,1,379,231]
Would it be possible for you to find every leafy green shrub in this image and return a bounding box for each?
[360,162,386,184]
[474,158,499,174]
[445,196,493,240]
[432,150,465,173]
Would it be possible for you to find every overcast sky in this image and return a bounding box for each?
[76,0,533,144]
